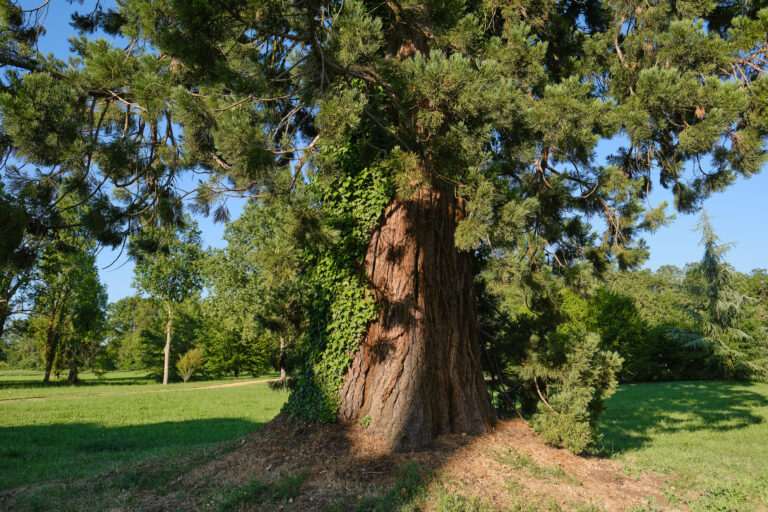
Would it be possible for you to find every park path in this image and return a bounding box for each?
[0,377,277,403]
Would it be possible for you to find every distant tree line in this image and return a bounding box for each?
[0,210,294,384]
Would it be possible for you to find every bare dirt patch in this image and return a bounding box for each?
[131,415,676,511]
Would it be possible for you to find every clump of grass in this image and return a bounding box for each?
[506,479,525,497]
[327,462,431,512]
[436,492,493,511]
[217,471,308,511]
[217,478,272,511]
[492,449,580,485]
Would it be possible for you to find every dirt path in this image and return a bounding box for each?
[0,377,277,403]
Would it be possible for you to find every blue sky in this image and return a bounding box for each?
[25,0,768,303]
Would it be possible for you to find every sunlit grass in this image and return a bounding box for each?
[0,378,288,490]
[600,381,768,511]
[5,374,768,511]
[0,369,277,400]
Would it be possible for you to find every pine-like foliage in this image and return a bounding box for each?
[670,212,768,379]
[520,329,622,454]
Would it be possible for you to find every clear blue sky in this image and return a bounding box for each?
[27,0,768,303]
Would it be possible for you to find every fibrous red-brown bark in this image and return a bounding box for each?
[339,187,495,451]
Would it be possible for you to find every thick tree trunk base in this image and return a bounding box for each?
[339,187,495,451]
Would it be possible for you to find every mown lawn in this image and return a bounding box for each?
[0,372,288,490]
[599,380,768,511]
[3,375,768,511]
[0,369,276,400]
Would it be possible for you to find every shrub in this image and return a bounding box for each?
[521,329,623,453]
[175,348,204,383]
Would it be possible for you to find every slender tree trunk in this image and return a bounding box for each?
[163,302,173,385]
[279,335,287,387]
[43,314,58,383]
[0,308,7,342]
[339,187,495,451]
[1,278,21,342]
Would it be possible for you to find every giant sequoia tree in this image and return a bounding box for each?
[1,0,767,449]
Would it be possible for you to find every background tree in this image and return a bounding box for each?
[205,201,303,385]
[137,300,205,382]
[671,212,768,379]
[1,317,40,369]
[104,296,160,370]
[130,219,203,384]
[176,347,204,383]
[59,261,108,383]
[28,246,107,383]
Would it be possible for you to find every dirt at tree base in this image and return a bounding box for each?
[129,414,677,512]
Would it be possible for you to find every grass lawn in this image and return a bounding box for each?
[0,371,288,490]
[599,380,768,511]
[4,374,768,511]
[0,369,277,400]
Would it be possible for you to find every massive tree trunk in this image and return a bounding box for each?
[339,187,495,451]
[163,302,172,385]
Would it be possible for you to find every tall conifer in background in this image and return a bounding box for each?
[0,0,767,448]
[671,212,768,379]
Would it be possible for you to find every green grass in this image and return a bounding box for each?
[4,374,768,511]
[0,369,277,400]
[599,380,768,511]
[0,373,288,490]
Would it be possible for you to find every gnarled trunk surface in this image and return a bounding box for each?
[339,187,495,451]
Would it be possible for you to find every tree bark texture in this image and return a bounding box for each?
[163,302,172,385]
[339,187,495,451]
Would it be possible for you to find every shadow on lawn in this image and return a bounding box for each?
[597,380,768,455]
[0,418,263,492]
[0,374,153,389]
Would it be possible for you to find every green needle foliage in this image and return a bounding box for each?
[670,212,768,379]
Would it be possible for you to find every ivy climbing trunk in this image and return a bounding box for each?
[339,186,495,450]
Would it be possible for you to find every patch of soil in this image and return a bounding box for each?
[132,415,677,511]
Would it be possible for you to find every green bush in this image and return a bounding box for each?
[175,348,204,383]
[522,329,623,453]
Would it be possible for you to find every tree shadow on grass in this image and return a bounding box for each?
[597,380,768,455]
[0,418,263,493]
[0,373,153,390]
